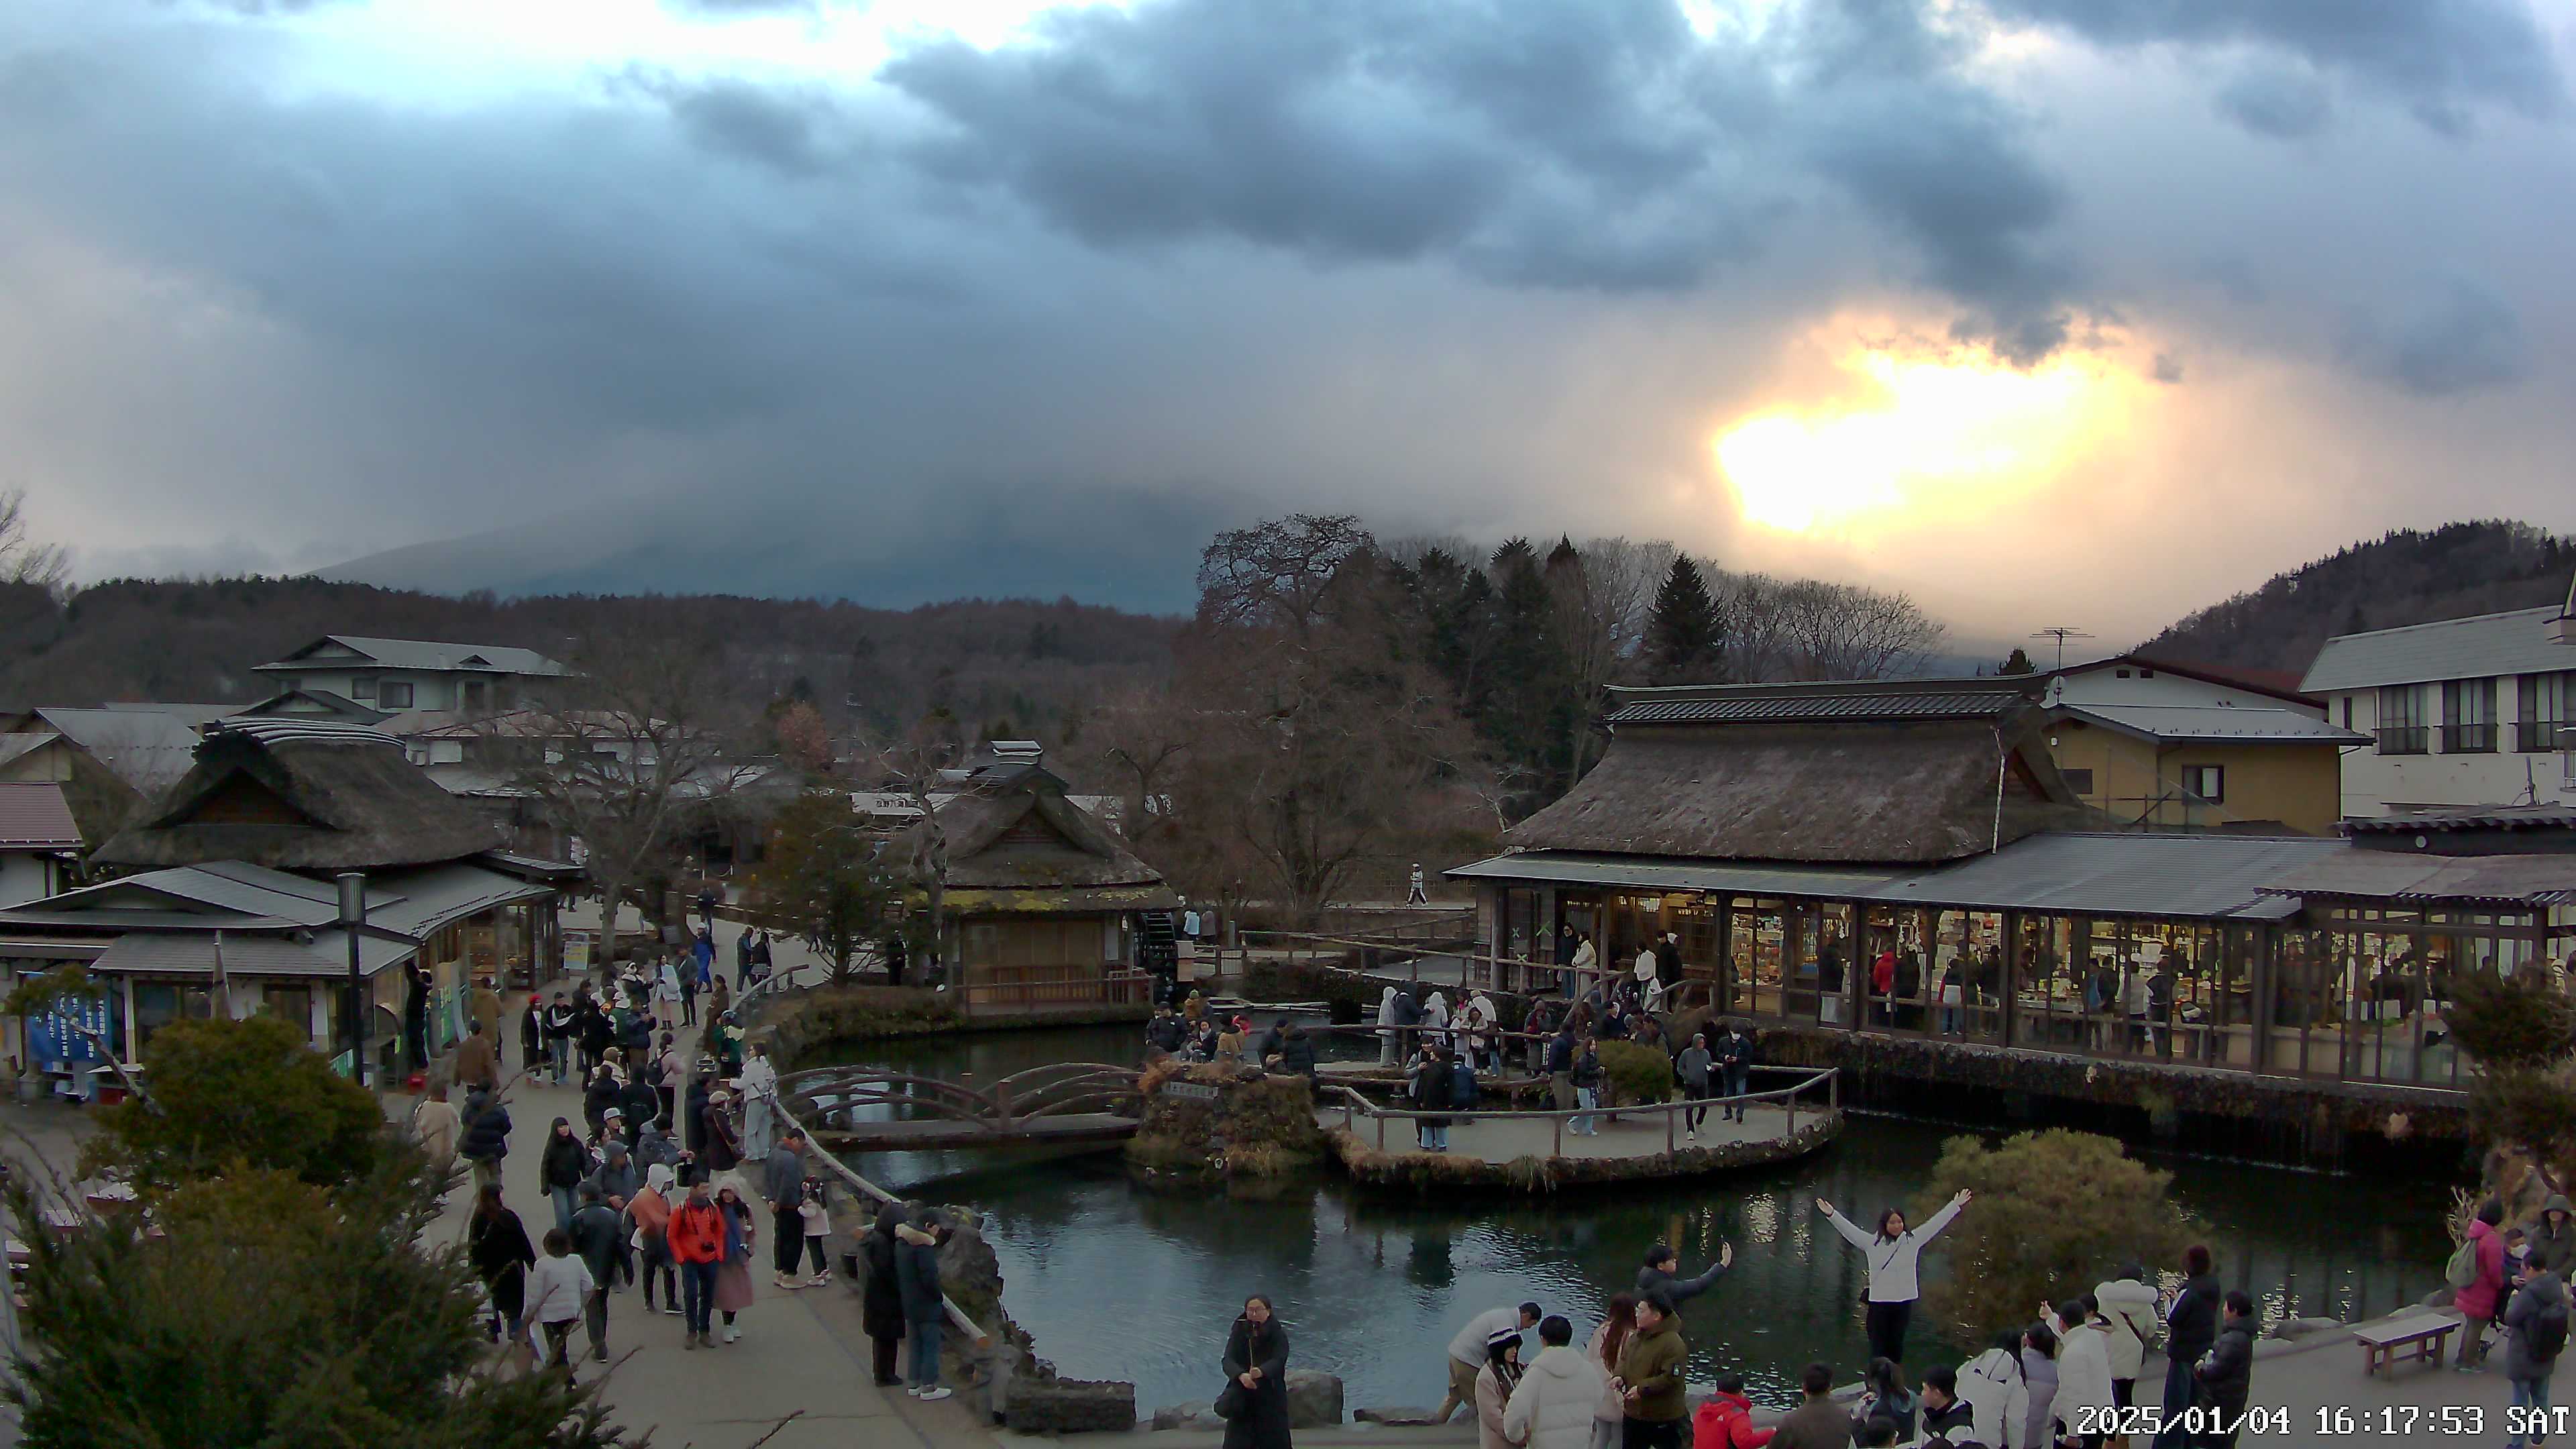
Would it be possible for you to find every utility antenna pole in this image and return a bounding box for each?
[2029,626,2094,671]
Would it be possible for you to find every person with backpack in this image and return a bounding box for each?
[2506,1258,2570,1449]
[2455,1199,2510,1371]
[1918,1366,1976,1446]
[1959,1328,2031,1449]
[2184,1291,2255,1448]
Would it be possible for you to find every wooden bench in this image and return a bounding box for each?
[2355,1313,2458,1377]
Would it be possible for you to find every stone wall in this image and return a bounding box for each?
[1323,1111,1843,1193]
[1124,1060,1329,1181]
[1754,1026,2470,1146]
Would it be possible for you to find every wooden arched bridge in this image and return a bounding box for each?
[776,1063,1145,1152]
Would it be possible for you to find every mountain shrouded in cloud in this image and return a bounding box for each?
[1,0,2570,637]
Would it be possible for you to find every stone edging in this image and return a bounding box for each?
[1322,1110,1844,1192]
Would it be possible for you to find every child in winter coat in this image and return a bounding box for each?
[1690,1375,1774,1448]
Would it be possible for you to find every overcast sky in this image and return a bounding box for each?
[3,0,2571,639]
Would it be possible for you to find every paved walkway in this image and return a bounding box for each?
[422,965,1010,1449]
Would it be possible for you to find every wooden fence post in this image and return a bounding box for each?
[1665,1102,1676,1158]
[1786,1086,1797,1137]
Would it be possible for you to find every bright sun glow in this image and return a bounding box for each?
[1714,338,2151,537]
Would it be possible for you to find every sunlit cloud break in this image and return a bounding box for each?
[1713,328,2159,540]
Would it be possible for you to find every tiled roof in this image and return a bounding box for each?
[1609,691,2026,726]
[2345,805,2576,833]
[0,782,81,849]
[257,635,568,677]
[2302,606,2576,692]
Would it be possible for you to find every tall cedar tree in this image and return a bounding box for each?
[1997,646,2037,675]
[1646,556,1724,684]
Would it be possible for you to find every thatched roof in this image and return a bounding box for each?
[94,720,502,872]
[1509,716,2084,865]
[930,777,1167,892]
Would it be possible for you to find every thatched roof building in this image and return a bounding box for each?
[931,764,1177,912]
[1509,678,2086,865]
[94,720,501,873]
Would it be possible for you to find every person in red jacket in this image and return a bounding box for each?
[1691,1375,1773,1449]
[667,1179,728,1350]
[2457,1198,2510,1369]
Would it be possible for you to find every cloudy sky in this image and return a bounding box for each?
[3,0,2571,638]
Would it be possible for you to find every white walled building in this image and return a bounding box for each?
[2301,603,2576,816]
[254,635,567,714]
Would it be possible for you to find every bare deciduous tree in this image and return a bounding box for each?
[0,487,70,595]
[483,627,760,965]
[1194,513,1371,635]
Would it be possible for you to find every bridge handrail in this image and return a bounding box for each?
[747,1072,1004,1402]
[1315,1064,1839,1157]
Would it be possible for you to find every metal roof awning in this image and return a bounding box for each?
[1858,833,2345,920]
[2257,852,2576,908]
[1453,833,2354,922]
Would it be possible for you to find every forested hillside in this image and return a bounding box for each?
[2141,521,2573,675]
[0,576,1177,741]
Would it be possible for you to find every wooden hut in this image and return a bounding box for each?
[924,763,1174,1016]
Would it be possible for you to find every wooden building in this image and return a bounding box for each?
[1452,678,2576,1140]
[0,720,573,1087]
[924,763,1175,1016]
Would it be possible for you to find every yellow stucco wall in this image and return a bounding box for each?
[2043,722,2345,835]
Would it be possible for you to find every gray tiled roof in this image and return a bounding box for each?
[2302,606,2576,692]
[257,635,568,677]
[1609,691,2024,726]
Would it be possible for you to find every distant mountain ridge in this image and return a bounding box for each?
[2140,521,2575,677]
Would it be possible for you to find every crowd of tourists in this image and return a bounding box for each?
[413,945,963,1402]
[1205,1199,2301,1449]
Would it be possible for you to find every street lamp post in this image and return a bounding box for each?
[337,871,370,1091]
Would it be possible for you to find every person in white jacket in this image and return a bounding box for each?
[2094,1265,2161,1411]
[2049,1299,2117,1448]
[1503,1316,1605,1449]
[526,1228,596,1371]
[1815,1189,1973,1364]
[1959,1330,2033,1449]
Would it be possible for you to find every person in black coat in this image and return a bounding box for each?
[1222,1295,1292,1449]
[620,1075,661,1146]
[517,996,545,1076]
[467,1183,537,1344]
[859,1203,907,1385]
[684,1073,713,1155]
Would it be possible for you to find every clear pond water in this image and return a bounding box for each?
[809,1024,2454,1414]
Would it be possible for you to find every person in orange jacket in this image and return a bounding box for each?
[1691,1375,1773,1449]
[667,1179,728,1349]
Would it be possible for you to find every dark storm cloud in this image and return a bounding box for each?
[2343,281,2534,398]
[2214,62,2333,139]
[877,0,2082,354]
[1986,0,2565,133]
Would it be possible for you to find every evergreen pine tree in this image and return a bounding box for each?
[1997,645,2037,675]
[1646,556,1723,684]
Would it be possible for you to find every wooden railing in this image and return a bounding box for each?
[1320,1063,1839,1160]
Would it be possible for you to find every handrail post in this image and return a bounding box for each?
[1665,1099,1676,1157]
[1829,1068,1840,1112]
[1786,1085,1797,1136]
[1553,1110,1564,1158]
